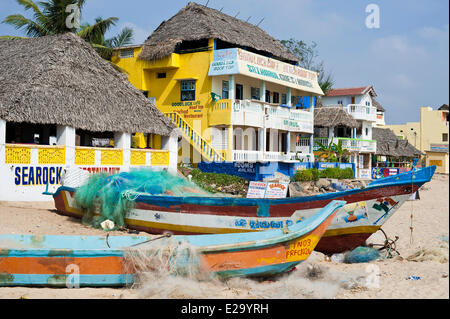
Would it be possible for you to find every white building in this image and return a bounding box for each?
[316,86,380,178]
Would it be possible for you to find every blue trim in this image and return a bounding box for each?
[174,200,345,249]
[53,166,435,210]
[0,235,149,256]
[216,261,301,278]
[1,274,134,287]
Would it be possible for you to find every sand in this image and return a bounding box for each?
[0,174,448,299]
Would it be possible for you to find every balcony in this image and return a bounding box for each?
[209,99,313,133]
[230,150,313,163]
[296,137,377,153]
[345,104,377,122]
[265,105,314,133]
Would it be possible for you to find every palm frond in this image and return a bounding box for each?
[105,26,134,48]
[2,14,49,37]
[77,16,118,44]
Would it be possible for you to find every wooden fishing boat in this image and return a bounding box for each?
[52,166,436,254]
[0,201,344,285]
[0,235,148,287]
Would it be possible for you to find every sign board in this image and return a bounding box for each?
[209,48,323,95]
[246,181,267,198]
[265,182,289,199]
[359,168,371,179]
[430,144,448,153]
[246,181,289,199]
[388,168,398,176]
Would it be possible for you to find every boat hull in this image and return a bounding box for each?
[53,166,435,254]
[0,201,344,285]
[0,235,148,287]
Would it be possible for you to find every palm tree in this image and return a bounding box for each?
[315,138,337,162]
[332,139,352,163]
[2,0,133,60]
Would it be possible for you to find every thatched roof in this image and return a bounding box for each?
[314,106,361,128]
[139,2,298,63]
[0,33,176,135]
[372,98,385,112]
[438,104,449,111]
[372,128,422,158]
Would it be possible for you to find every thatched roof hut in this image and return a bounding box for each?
[372,127,422,158]
[314,106,360,128]
[139,2,298,63]
[0,33,176,136]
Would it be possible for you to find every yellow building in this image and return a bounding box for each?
[386,104,449,173]
[112,2,323,167]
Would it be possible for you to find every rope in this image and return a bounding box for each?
[409,167,415,245]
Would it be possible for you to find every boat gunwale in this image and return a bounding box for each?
[132,200,346,253]
[53,165,435,207]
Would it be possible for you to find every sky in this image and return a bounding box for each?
[0,0,448,125]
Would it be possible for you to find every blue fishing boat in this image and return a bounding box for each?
[0,200,345,286]
[53,166,436,254]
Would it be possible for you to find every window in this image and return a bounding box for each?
[251,87,260,100]
[281,93,287,105]
[365,128,369,136]
[120,49,134,58]
[236,84,243,100]
[180,80,196,101]
[337,100,343,105]
[265,90,270,103]
[157,72,166,79]
[443,133,448,142]
[273,92,280,104]
[222,80,229,99]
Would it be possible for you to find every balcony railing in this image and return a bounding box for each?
[230,150,313,162]
[345,104,377,122]
[296,137,377,153]
[209,99,313,133]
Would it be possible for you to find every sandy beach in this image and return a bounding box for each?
[0,174,448,300]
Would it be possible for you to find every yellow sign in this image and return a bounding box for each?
[429,160,442,167]
[285,234,320,262]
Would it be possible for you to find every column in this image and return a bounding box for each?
[114,132,131,169]
[229,75,235,101]
[260,80,266,161]
[161,130,179,174]
[286,88,292,156]
[309,95,315,156]
[260,80,266,102]
[227,125,233,162]
[286,132,291,154]
[286,88,292,106]
[0,119,6,165]
[57,125,76,167]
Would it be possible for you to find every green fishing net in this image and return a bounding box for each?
[74,168,210,230]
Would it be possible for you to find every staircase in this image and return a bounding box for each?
[164,112,226,162]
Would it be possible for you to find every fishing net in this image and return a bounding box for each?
[345,246,381,263]
[74,168,211,230]
[123,236,214,290]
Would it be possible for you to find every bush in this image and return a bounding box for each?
[340,167,355,179]
[318,167,354,179]
[294,168,320,182]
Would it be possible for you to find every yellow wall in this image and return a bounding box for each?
[386,122,421,150]
[386,106,449,173]
[420,107,449,153]
[113,41,215,144]
[426,151,449,174]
